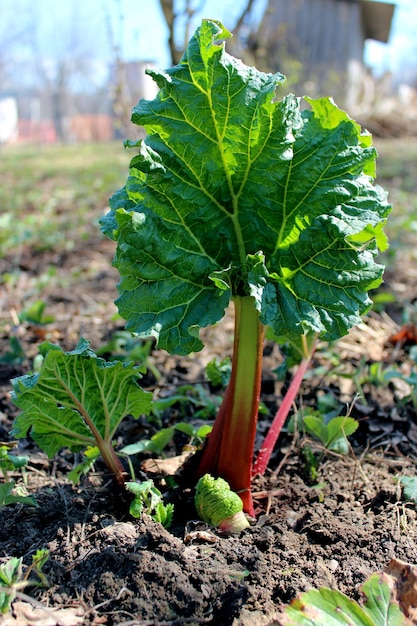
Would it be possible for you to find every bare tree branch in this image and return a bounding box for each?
[233,0,257,35]
[159,0,208,65]
[159,0,180,65]
[158,0,261,66]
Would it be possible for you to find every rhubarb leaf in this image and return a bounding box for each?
[280,587,374,625]
[280,573,410,625]
[361,573,409,626]
[101,19,390,355]
[11,339,152,458]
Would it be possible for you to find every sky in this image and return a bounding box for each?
[363,0,417,81]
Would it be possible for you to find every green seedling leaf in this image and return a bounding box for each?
[0,557,22,614]
[126,480,174,527]
[372,291,397,312]
[68,446,101,484]
[152,501,175,527]
[145,427,176,454]
[120,427,176,457]
[0,445,30,476]
[0,550,50,613]
[28,549,50,589]
[19,300,55,325]
[32,548,50,572]
[399,476,417,504]
[0,337,26,365]
[361,573,408,626]
[0,557,22,586]
[10,338,152,484]
[0,557,23,587]
[280,572,411,625]
[303,414,358,453]
[120,431,174,457]
[206,357,232,388]
[174,421,212,443]
[325,416,358,452]
[120,421,212,459]
[0,481,37,509]
[195,424,213,439]
[281,587,374,625]
[119,441,151,456]
[172,422,195,437]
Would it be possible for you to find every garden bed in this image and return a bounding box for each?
[0,139,417,625]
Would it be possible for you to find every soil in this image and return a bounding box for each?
[1,179,417,625]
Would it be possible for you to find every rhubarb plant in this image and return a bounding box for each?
[100,20,390,515]
[11,338,152,485]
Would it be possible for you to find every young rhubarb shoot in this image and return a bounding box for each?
[194,474,250,533]
[100,20,390,514]
[11,338,152,486]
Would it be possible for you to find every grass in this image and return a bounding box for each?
[0,142,131,262]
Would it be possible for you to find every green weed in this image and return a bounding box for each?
[0,549,49,614]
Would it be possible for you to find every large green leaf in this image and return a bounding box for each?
[101,19,390,355]
[11,339,152,458]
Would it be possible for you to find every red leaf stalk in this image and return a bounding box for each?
[252,334,318,477]
[198,296,265,516]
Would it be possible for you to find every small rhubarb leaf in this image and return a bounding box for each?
[10,338,152,458]
[126,480,174,527]
[361,573,409,626]
[281,587,374,625]
[101,19,390,354]
[280,573,411,625]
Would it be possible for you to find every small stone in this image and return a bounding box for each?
[285,510,299,529]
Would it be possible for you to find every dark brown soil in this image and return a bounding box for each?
[1,194,417,625]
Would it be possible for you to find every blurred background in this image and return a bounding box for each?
[1,0,416,145]
[1,0,416,358]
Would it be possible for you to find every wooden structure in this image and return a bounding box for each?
[256,0,395,103]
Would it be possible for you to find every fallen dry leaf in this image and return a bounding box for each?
[384,557,417,622]
[141,451,193,475]
[2,600,85,626]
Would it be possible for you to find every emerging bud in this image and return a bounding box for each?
[194,474,250,533]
